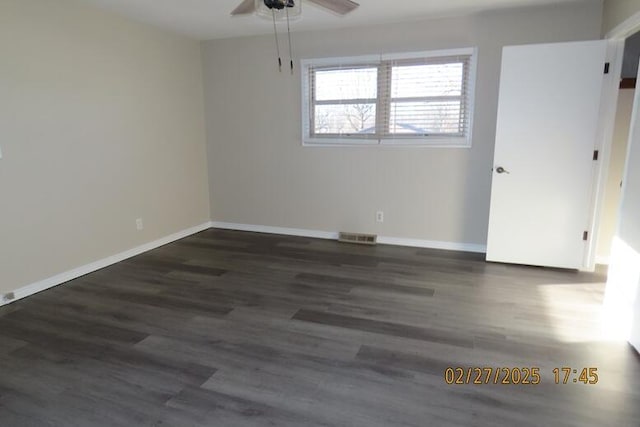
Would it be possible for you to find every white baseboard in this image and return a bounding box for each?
[210,221,339,240]
[376,236,487,253]
[0,222,213,307]
[211,221,487,253]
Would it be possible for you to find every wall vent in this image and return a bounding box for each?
[338,232,377,245]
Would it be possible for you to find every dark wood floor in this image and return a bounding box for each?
[1,229,639,426]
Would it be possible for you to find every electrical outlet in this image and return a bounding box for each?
[376,211,384,223]
[136,218,144,231]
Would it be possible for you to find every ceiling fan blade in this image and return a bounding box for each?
[308,0,359,15]
[231,0,256,15]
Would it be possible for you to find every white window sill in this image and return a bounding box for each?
[302,137,472,148]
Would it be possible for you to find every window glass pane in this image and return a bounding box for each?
[391,63,463,98]
[315,68,378,101]
[314,104,376,134]
[389,101,462,134]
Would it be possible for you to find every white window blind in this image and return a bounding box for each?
[302,49,477,146]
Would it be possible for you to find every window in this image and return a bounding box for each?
[301,49,477,146]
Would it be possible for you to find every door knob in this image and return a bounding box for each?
[496,166,509,174]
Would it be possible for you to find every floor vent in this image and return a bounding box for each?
[338,232,377,245]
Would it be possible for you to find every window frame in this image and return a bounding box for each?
[301,48,478,148]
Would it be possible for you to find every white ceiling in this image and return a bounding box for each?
[81,0,587,40]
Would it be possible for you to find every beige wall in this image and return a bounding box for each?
[202,1,603,246]
[597,89,634,262]
[0,0,210,293]
[603,0,640,34]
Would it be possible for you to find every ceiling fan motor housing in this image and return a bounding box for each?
[263,0,295,10]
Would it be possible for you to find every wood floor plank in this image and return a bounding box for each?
[293,309,476,348]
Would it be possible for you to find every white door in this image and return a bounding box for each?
[486,40,608,269]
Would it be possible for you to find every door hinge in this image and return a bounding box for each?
[593,150,599,161]
[583,231,589,241]
[604,62,610,74]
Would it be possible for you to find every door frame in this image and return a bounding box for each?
[488,40,611,269]
[587,12,640,271]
